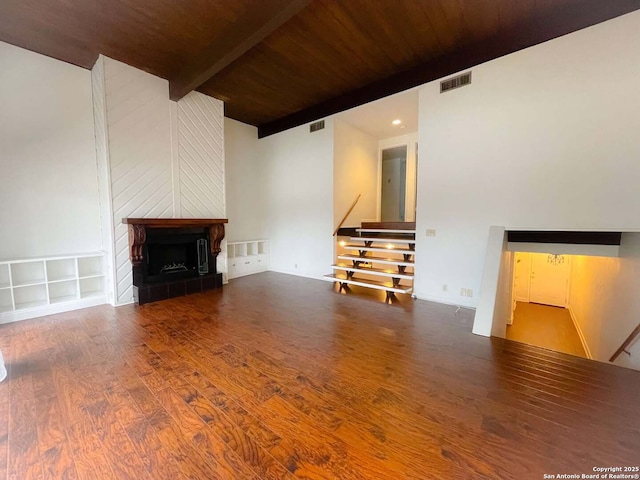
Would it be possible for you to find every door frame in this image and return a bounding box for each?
[512,251,531,303]
[377,133,418,222]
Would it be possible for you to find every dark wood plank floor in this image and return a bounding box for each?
[0,272,638,479]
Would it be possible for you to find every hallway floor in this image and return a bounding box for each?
[507,302,587,358]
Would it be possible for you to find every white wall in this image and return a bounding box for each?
[93,56,226,304]
[568,233,640,370]
[415,11,640,308]
[224,118,268,242]
[333,120,378,227]
[261,120,334,279]
[175,92,226,220]
[0,41,101,259]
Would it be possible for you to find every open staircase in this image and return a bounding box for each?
[324,222,415,302]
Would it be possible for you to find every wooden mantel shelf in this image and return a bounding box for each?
[122,218,228,226]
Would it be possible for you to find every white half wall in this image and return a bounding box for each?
[0,41,101,259]
[224,118,268,242]
[568,233,640,370]
[473,226,513,337]
[93,56,226,304]
[262,120,334,279]
[415,11,640,308]
[333,120,378,227]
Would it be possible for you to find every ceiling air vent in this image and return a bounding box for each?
[440,71,472,93]
[310,120,325,133]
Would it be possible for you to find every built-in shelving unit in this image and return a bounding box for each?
[227,240,269,279]
[0,252,107,324]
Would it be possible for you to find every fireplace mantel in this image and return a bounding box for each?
[122,218,228,305]
[123,218,228,266]
[123,218,228,227]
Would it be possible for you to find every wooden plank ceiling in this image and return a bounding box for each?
[1,0,639,137]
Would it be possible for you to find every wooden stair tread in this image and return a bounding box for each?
[350,236,415,244]
[338,254,414,267]
[332,264,414,280]
[357,228,416,234]
[360,222,416,230]
[344,245,414,254]
[323,274,413,294]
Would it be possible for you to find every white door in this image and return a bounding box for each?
[529,253,570,307]
[513,252,531,302]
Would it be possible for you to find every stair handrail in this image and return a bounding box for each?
[609,322,640,362]
[333,194,362,236]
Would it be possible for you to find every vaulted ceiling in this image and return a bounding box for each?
[1,0,639,137]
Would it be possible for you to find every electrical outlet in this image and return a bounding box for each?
[426,229,437,237]
[294,263,298,269]
[460,288,473,298]
[442,284,448,292]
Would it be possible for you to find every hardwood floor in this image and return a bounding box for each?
[0,271,638,479]
[507,302,587,358]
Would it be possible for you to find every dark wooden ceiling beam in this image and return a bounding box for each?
[169,0,311,101]
[257,0,640,138]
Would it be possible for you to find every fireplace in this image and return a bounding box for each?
[144,228,207,283]
[123,218,227,305]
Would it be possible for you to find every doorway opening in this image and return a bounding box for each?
[509,252,587,358]
[380,145,407,222]
[477,228,639,370]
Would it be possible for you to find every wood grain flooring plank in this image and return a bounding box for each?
[0,272,639,479]
[0,352,9,480]
[82,396,151,479]
[39,443,78,480]
[66,421,117,480]
[173,382,293,480]
[179,367,283,449]
[157,384,278,479]
[7,337,43,480]
[123,418,182,480]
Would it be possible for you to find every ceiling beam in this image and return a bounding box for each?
[257,0,640,138]
[169,0,311,101]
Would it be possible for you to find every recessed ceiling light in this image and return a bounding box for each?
[392,119,402,125]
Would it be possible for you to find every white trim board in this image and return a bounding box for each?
[414,293,476,310]
[568,305,593,360]
[0,296,106,325]
[507,242,619,258]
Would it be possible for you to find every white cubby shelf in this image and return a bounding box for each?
[0,252,107,324]
[227,240,269,279]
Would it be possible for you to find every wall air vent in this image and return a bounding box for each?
[440,72,472,93]
[310,120,325,133]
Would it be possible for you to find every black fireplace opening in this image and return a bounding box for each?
[143,228,209,284]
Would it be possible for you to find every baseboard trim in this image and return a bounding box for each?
[267,268,324,282]
[413,293,476,310]
[0,296,107,325]
[568,305,593,359]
